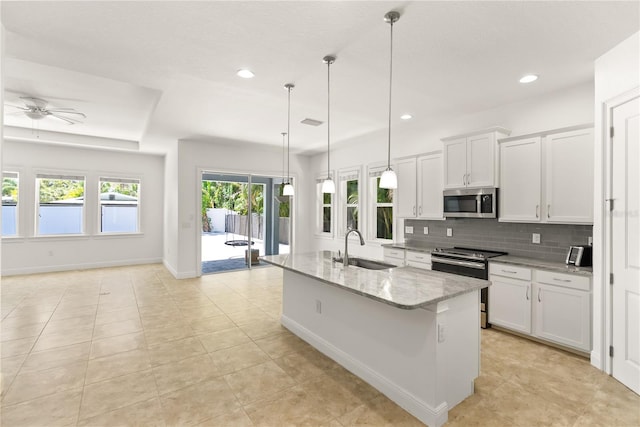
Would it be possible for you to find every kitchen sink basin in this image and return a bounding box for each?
[333,257,396,270]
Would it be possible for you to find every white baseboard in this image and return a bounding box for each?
[590,351,603,371]
[162,259,180,278]
[1,257,163,277]
[281,314,448,427]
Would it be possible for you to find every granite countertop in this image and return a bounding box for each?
[381,243,437,253]
[261,251,489,310]
[491,255,593,277]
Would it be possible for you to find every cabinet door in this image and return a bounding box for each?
[499,137,542,222]
[534,283,591,352]
[443,138,467,189]
[545,128,594,224]
[417,153,443,219]
[395,158,417,217]
[488,275,532,334]
[466,133,495,187]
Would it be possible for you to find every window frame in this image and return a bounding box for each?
[98,176,142,235]
[315,173,334,238]
[35,172,87,237]
[367,164,394,243]
[2,170,20,238]
[338,167,362,239]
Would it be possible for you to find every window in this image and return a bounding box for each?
[37,174,85,235]
[2,172,19,236]
[339,169,360,236]
[316,176,333,235]
[368,166,393,241]
[100,177,140,233]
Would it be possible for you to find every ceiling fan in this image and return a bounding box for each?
[6,97,86,125]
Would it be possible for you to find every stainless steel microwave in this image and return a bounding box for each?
[443,188,497,218]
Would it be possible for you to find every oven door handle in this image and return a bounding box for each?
[432,257,486,270]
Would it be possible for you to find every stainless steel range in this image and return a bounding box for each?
[431,247,507,328]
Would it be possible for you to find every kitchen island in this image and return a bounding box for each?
[261,251,490,427]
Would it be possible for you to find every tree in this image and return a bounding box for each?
[2,178,18,199]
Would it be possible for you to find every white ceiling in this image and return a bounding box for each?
[2,1,639,154]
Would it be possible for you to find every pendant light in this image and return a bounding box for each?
[321,55,336,194]
[379,10,400,190]
[283,83,295,196]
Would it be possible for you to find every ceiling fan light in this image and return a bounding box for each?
[237,69,255,79]
[321,178,335,194]
[379,169,398,189]
[283,183,295,196]
[24,111,45,120]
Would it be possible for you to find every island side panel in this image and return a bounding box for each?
[281,269,480,427]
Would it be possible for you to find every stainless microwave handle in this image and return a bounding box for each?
[432,257,485,269]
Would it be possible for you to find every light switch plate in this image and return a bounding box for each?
[423,226,429,235]
[532,233,541,244]
[446,228,453,237]
[405,226,414,234]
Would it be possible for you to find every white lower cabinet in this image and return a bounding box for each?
[405,250,431,270]
[489,262,591,352]
[383,247,406,267]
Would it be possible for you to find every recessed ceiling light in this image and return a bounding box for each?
[236,69,255,79]
[519,74,538,84]
[400,114,413,120]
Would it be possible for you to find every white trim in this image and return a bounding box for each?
[601,86,640,374]
[2,257,163,277]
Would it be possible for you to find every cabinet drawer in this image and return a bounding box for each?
[535,270,590,291]
[490,263,532,281]
[406,260,431,270]
[406,251,431,264]
[383,248,405,260]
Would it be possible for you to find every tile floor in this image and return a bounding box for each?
[1,264,638,426]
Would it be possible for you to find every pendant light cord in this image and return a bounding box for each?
[287,86,291,184]
[327,59,331,179]
[281,132,286,183]
[387,18,394,170]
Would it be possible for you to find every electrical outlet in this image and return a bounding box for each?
[315,300,322,314]
[438,323,446,343]
[423,226,429,235]
[532,233,541,244]
[405,226,414,234]
[446,228,453,237]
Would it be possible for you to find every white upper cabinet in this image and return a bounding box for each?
[499,137,542,222]
[442,127,511,190]
[545,128,594,223]
[395,153,444,219]
[499,125,594,224]
[417,153,443,219]
[396,158,418,218]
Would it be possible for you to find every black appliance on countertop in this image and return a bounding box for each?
[431,247,507,329]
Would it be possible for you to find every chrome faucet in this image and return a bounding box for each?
[344,228,365,266]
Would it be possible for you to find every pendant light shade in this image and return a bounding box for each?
[379,10,400,190]
[322,55,336,194]
[284,83,295,196]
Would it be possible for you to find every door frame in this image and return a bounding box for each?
[603,86,639,375]
[196,167,295,277]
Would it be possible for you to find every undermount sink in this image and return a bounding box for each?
[333,257,396,270]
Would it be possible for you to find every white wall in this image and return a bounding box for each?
[165,138,311,278]
[1,140,165,275]
[592,32,640,370]
[306,82,595,259]
[162,143,179,277]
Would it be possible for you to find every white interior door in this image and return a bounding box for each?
[610,92,640,394]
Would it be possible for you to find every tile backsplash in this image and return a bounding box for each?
[403,218,592,262]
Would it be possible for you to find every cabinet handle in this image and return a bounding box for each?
[466,173,470,185]
[547,204,551,219]
[502,269,518,274]
[419,206,422,215]
[526,285,530,300]
[538,288,541,302]
[535,205,539,218]
[413,206,416,216]
[552,278,571,283]
[462,173,466,186]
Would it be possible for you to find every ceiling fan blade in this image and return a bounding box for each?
[49,113,78,125]
[4,104,29,111]
[20,97,48,110]
[48,109,86,118]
